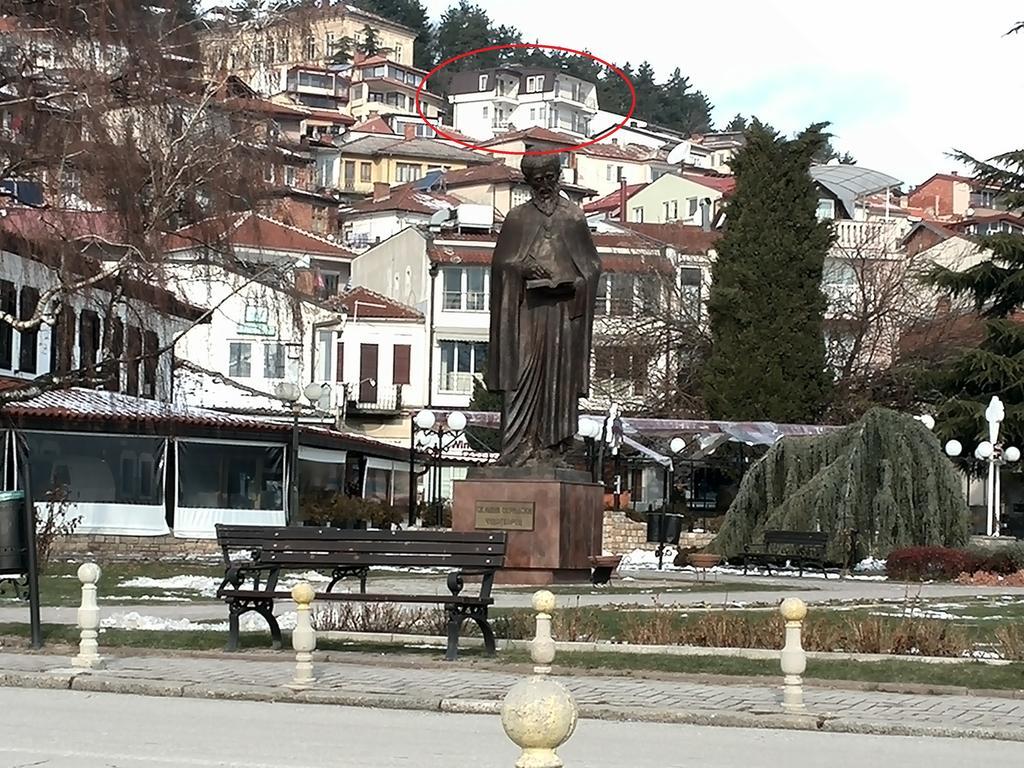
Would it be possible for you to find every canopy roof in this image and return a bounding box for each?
[811,165,903,218]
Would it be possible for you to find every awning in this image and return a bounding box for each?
[298,446,347,464]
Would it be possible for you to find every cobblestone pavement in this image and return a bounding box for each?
[1,650,1023,739]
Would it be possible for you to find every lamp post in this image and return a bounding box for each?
[654,437,687,570]
[276,381,333,525]
[943,396,1021,537]
[577,417,603,482]
[411,409,467,527]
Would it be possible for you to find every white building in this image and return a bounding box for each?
[447,67,598,141]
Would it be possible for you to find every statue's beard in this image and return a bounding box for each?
[533,192,557,215]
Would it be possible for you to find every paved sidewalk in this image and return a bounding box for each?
[1,650,1023,741]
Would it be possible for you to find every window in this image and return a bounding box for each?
[482,105,489,119]
[395,162,422,182]
[439,340,488,393]
[284,166,297,187]
[478,74,488,91]
[264,343,285,379]
[276,37,289,62]
[393,344,411,385]
[610,275,635,316]
[50,304,75,374]
[177,441,284,511]
[442,266,489,311]
[125,326,142,396]
[253,43,263,64]
[317,330,333,382]
[526,75,544,92]
[595,275,609,316]
[639,276,662,313]
[79,310,100,371]
[264,164,275,184]
[142,330,159,399]
[688,197,699,217]
[395,43,403,60]
[816,198,836,221]
[0,279,14,369]
[616,166,624,181]
[664,200,678,221]
[511,185,531,207]
[264,38,274,64]
[103,317,123,391]
[631,206,644,223]
[368,91,384,102]
[325,31,336,56]
[305,37,316,60]
[680,267,702,321]
[606,164,613,181]
[229,341,252,378]
[360,161,372,182]
[529,107,536,120]
[18,286,39,373]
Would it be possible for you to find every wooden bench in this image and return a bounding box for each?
[215,524,507,661]
[743,530,830,577]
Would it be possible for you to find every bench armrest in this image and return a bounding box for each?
[447,568,497,601]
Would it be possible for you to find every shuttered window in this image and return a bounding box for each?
[393,344,411,385]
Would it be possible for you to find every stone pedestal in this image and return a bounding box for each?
[452,467,603,585]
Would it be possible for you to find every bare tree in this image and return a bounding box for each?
[0,1,307,402]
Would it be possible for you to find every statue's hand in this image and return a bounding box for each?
[524,263,552,280]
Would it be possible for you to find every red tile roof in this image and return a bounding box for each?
[350,115,396,135]
[304,108,356,125]
[478,127,580,147]
[347,185,461,215]
[165,212,355,259]
[327,286,422,320]
[583,184,649,213]
[913,172,996,192]
[949,212,1024,230]
[617,222,721,254]
[580,143,656,161]
[679,173,736,194]
[0,208,126,243]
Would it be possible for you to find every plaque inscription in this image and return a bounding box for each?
[474,500,536,531]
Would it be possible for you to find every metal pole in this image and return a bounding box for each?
[290,406,300,525]
[987,455,996,536]
[408,417,417,527]
[16,436,42,649]
[995,458,1002,536]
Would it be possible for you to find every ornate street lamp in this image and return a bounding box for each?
[943,396,1021,536]
[409,409,467,527]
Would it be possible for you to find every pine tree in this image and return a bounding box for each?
[358,24,383,56]
[702,121,835,423]
[435,0,498,70]
[653,68,713,134]
[709,408,970,562]
[597,61,633,115]
[632,61,658,120]
[355,0,435,69]
[725,114,748,132]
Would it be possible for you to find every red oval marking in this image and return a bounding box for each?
[414,43,636,157]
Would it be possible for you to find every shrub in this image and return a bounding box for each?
[885,546,982,582]
[969,543,1024,576]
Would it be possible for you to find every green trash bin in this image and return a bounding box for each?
[0,491,27,575]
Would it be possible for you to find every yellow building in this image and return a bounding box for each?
[315,134,490,194]
[202,4,417,91]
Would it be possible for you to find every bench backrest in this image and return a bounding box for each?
[764,530,828,549]
[216,524,507,570]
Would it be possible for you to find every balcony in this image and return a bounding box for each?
[438,371,481,395]
[831,220,909,256]
[347,383,405,413]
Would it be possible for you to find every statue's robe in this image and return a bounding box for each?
[485,197,602,464]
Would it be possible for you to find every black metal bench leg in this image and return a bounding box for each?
[471,611,497,657]
[445,607,464,662]
[226,602,241,652]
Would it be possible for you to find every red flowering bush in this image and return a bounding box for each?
[885,547,983,582]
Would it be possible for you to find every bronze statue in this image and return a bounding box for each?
[485,154,602,467]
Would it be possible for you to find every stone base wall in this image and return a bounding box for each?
[677,532,717,551]
[602,510,651,554]
[50,534,220,562]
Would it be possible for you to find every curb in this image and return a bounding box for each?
[1,669,1022,742]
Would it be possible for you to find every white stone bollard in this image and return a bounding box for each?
[501,590,578,768]
[779,597,807,713]
[288,581,316,689]
[72,562,104,670]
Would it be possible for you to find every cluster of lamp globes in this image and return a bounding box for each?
[577,418,688,457]
[913,413,1022,464]
[413,409,467,434]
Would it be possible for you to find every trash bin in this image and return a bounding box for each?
[0,491,27,575]
[646,512,683,546]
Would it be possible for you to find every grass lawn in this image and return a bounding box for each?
[495,581,796,596]
[2,623,1022,692]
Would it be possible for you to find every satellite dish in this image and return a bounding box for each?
[666,141,691,166]
[966,207,976,216]
[429,208,453,227]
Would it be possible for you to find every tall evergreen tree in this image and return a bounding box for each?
[435,0,499,70]
[702,121,835,423]
[632,60,658,119]
[358,24,384,56]
[653,68,713,134]
[725,113,748,132]
[597,61,633,115]
[355,0,435,69]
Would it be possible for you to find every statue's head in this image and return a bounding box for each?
[521,153,563,205]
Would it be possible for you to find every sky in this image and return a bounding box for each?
[418,0,1024,186]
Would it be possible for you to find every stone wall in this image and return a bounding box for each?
[602,510,650,554]
[50,534,220,562]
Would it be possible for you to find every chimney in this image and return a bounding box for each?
[373,182,390,202]
[618,178,628,222]
[700,198,711,231]
[403,124,416,140]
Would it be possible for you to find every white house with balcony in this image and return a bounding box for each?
[447,67,598,141]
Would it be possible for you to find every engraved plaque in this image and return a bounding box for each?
[474,500,535,531]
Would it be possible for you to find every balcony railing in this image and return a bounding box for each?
[438,371,481,395]
[348,383,405,413]
[831,220,909,255]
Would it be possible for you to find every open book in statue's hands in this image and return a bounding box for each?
[526,276,575,291]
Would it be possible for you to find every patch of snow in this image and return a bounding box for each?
[854,557,887,574]
[619,548,681,570]
[100,611,297,633]
[118,575,221,597]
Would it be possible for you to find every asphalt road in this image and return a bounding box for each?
[0,688,1018,768]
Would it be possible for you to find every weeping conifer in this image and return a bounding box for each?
[709,408,970,562]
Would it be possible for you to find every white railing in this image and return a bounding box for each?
[832,220,909,255]
[439,371,481,395]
